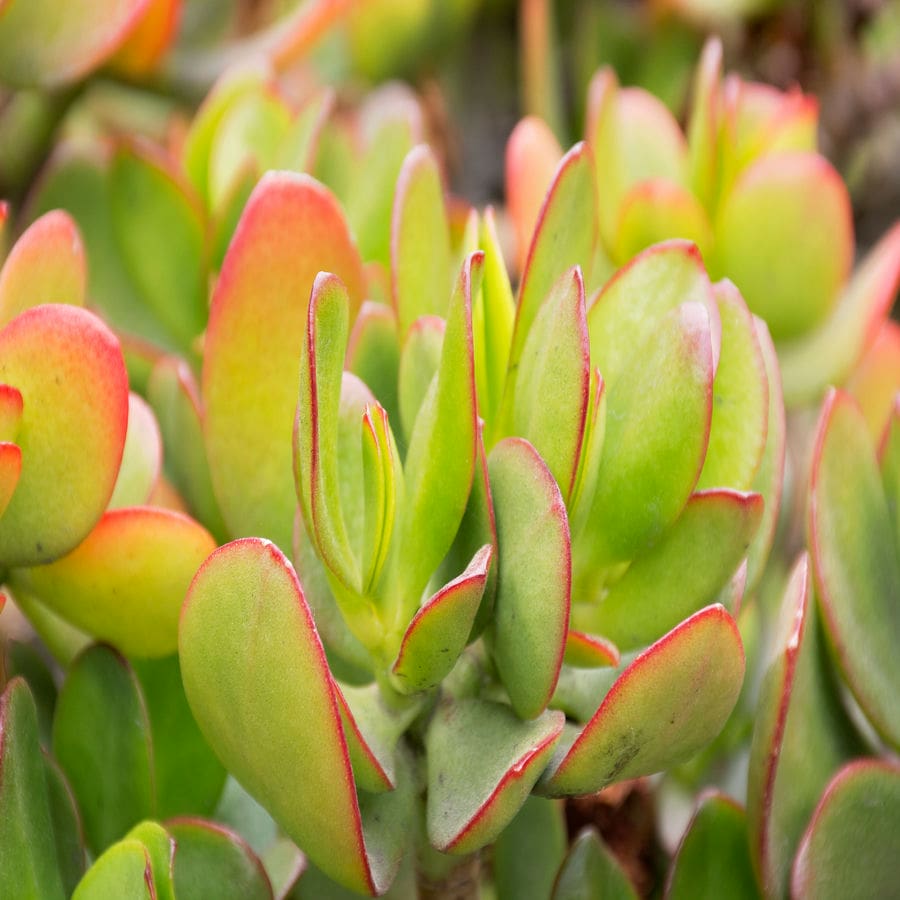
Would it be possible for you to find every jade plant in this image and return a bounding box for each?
[0,26,899,900]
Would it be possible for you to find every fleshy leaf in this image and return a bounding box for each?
[488,437,570,720]
[168,819,274,900]
[425,698,564,854]
[791,761,900,900]
[203,172,365,551]
[5,639,57,746]
[126,822,175,900]
[107,0,180,75]
[779,222,900,405]
[582,302,714,566]
[0,382,23,441]
[388,253,481,620]
[493,796,567,900]
[541,605,744,795]
[17,508,214,658]
[746,554,861,898]
[586,239,719,392]
[397,315,444,448]
[0,304,128,567]
[563,632,620,669]
[809,389,900,748]
[43,753,86,896]
[0,0,149,88]
[361,403,398,594]
[552,827,638,900]
[108,393,162,509]
[697,281,768,490]
[664,792,757,900]
[712,153,853,341]
[52,646,154,855]
[588,490,762,650]
[391,545,492,693]
[179,539,397,895]
[0,679,66,900]
[845,319,900,439]
[506,142,596,418]
[132,656,227,819]
[686,37,722,210]
[0,441,22,521]
[110,145,208,353]
[71,839,153,900]
[390,145,453,335]
[505,116,563,273]
[0,210,85,326]
[514,266,590,500]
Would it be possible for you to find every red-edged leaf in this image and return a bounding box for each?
[0,442,22,521]
[203,172,365,551]
[179,539,405,895]
[0,210,85,325]
[0,305,128,567]
[488,437,570,720]
[791,760,900,900]
[563,632,620,669]
[426,698,564,854]
[108,393,162,510]
[397,314,445,445]
[541,605,744,795]
[746,554,861,898]
[391,545,492,693]
[808,389,900,749]
[846,319,900,439]
[16,508,215,658]
[0,383,23,441]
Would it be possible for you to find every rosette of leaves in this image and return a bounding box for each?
[507,37,900,409]
[173,115,781,892]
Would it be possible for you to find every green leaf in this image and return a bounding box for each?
[514,266,590,500]
[506,142,596,419]
[108,393,161,509]
[586,239,718,392]
[665,792,758,900]
[552,828,638,900]
[791,761,900,900]
[146,357,228,543]
[0,679,66,900]
[391,545,492,693]
[563,632,620,668]
[425,698,564,854]
[361,402,399,594]
[808,389,900,749]
[697,280,769,490]
[541,605,744,795]
[746,554,862,898]
[0,0,148,87]
[110,146,208,354]
[4,639,56,746]
[0,210,85,326]
[398,315,444,445]
[587,489,762,650]
[712,153,852,341]
[203,172,365,551]
[488,437,570,720]
[179,538,399,895]
[43,753,86,897]
[132,656,226,820]
[72,839,153,900]
[52,646,155,855]
[0,305,128,568]
[582,301,714,566]
[686,38,722,211]
[493,796,567,900]
[126,822,175,900]
[390,145,453,335]
[779,222,900,405]
[387,253,482,622]
[17,508,215,658]
[168,819,274,900]
[846,320,900,440]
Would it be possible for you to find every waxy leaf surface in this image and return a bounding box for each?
[398,315,444,445]
[809,390,900,749]
[552,828,637,900]
[746,555,861,898]
[426,698,564,854]
[489,438,570,719]
[108,393,162,509]
[542,605,743,795]
[791,761,900,900]
[43,753,86,895]
[0,679,66,900]
[52,646,154,855]
[591,490,762,650]
[203,172,364,551]
[20,508,215,658]
[180,539,396,895]
[0,210,85,326]
[390,145,453,335]
[71,839,153,900]
[0,305,128,567]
